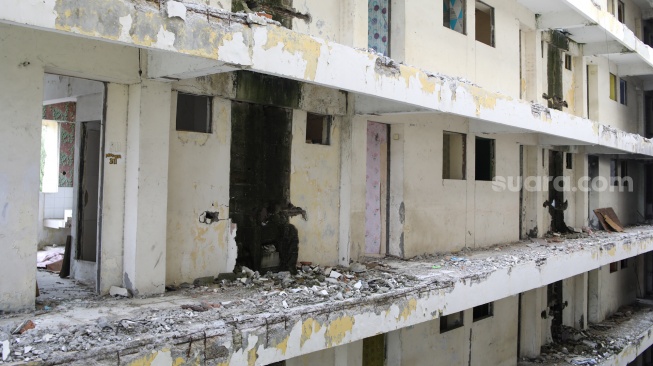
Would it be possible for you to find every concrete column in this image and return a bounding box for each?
[386,330,402,366]
[522,146,545,238]
[345,115,368,262]
[574,272,588,329]
[340,0,368,49]
[388,124,405,258]
[520,289,543,358]
[339,97,353,266]
[465,134,476,247]
[123,80,171,296]
[0,48,44,311]
[588,268,601,323]
[335,339,362,366]
[98,83,129,294]
[521,30,545,104]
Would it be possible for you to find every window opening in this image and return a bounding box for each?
[475,1,494,47]
[473,302,493,321]
[443,0,466,34]
[176,92,212,133]
[443,131,466,180]
[610,262,619,273]
[610,73,617,101]
[475,137,495,181]
[305,113,331,145]
[566,152,573,170]
[440,311,464,333]
[620,78,627,105]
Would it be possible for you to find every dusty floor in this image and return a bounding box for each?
[0,226,652,364]
[36,270,95,304]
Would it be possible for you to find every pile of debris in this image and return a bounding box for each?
[520,303,653,365]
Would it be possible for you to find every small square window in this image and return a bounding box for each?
[443,132,466,180]
[564,54,572,71]
[565,153,573,169]
[305,113,330,145]
[176,92,212,133]
[610,73,617,101]
[621,259,628,269]
[473,302,493,321]
[443,0,466,34]
[475,1,494,47]
[475,137,495,181]
[620,78,627,105]
[440,311,464,333]
[610,262,619,273]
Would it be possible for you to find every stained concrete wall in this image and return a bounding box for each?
[391,0,531,98]
[290,111,342,266]
[389,296,518,366]
[285,340,362,366]
[595,259,639,321]
[166,93,236,285]
[595,156,641,226]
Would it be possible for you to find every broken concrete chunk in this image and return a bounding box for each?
[282,300,288,309]
[193,276,215,286]
[241,266,255,277]
[166,1,187,20]
[350,263,366,273]
[216,272,237,281]
[353,281,362,290]
[2,340,9,361]
[109,286,130,297]
[329,270,341,279]
[318,290,329,296]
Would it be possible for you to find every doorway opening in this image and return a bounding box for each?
[37,74,105,306]
[365,121,390,255]
[547,150,569,233]
[229,101,304,273]
[588,155,600,229]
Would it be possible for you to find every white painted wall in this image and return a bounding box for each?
[285,340,362,366]
[595,156,641,226]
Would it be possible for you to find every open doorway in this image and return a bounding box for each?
[588,155,600,229]
[547,150,568,233]
[365,121,390,255]
[37,74,104,305]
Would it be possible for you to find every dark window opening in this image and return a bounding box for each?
[443,0,466,34]
[620,78,627,105]
[473,302,493,321]
[440,311,464,333]
[566,152,573,169]
[621,160,628,187]
[475,137,495,181]
[611,159,618,186]
[363,334,385,366]
[617,0,625,23]
[475,1,494,47]
[305,113,331,145]
[610,262,619,273]
[621,259,628,269]
[443,131,466,180]
[564,54,572,71]
[176,92,212,133]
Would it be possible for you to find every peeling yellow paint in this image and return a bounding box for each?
[126,348,171,366]
[263,29,322,80]
[398,298,418,322]
[469,87,498,116]
[300,318,322,348]
[275,336,290,355]
[325,316,355,347]
[248,346,257,366]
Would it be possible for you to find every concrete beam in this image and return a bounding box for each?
[536,11,590,30]
[146,50,238,80]
[620,63,653,76]
[583,41,630,56]
[0,0,652,157]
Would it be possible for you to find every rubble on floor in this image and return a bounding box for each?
[0,226,651,364]
[520,303,653,365]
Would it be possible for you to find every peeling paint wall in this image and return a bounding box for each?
[166,92,236,285]
[290,110,342,266]
[391,296,518,366]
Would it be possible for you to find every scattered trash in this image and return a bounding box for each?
[431,265,441,269]
[12,320,35,335]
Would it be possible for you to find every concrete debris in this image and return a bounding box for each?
[108,286,129,297]
[12,320,35,335]
[166,1,187,20]
[329,270,341,279]
[520,303,653,365]
[2,340,9,361]
[0,226,650,364]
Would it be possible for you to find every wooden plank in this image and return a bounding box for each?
[593,208,624,232]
